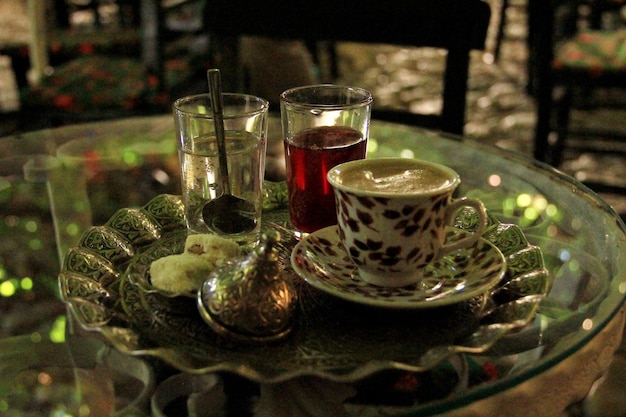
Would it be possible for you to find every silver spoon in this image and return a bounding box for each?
[202,69,256,235]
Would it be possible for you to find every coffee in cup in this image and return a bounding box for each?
[327,157,487,287]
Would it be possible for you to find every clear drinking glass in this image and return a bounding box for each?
[280,84,372,237]
[173,93,269,245]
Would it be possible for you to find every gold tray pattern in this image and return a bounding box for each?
[59,190,549,383]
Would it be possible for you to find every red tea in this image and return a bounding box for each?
[284,125,367,234]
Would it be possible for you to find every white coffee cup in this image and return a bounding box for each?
[327,157,487,287]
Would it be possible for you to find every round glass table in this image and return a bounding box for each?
[0,115,624,416]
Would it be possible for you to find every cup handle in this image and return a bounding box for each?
[439,198,488,255]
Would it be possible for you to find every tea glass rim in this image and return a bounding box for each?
[172,93,269,119]
[280,84,373,110]
[327,157,461,198]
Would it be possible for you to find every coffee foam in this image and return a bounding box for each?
[337,161,456,194]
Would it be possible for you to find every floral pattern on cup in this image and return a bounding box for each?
[336,190,448,269]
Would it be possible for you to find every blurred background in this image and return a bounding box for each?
[0,0,624,218]
[0,2,625,416]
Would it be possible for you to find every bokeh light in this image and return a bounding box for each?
[50,316,67,343]
[399,149,415,159]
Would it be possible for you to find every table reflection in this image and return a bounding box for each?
[0,115,625,416]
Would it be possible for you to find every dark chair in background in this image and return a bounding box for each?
[493,0,514,63]
[203,0,491,135]
[532,0,626,193]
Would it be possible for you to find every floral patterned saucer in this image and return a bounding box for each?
[292,226,506,309]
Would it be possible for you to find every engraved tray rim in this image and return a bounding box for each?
[58,191,549,383]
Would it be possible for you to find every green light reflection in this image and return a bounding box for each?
[0,279,17,297]
[29,239,43,250]
[122,150,141,166]
[367,139,378,154]
[65,223,81,237]
[73,200,89,214]
[399,149,415,159]
[25,220,38,233]
[50,316,66,343]
[21,277,33,291]
[0,178,10,193]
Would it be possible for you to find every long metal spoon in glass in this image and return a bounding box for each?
[202,69,256,235]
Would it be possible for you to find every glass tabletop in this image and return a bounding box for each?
[368,122,626,413]
[1,115,625,415]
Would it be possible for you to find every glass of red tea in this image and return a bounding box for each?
[280,85,372,237]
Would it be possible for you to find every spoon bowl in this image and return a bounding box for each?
[203,193,256,235]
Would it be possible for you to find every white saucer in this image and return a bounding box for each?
[291,226,506,309]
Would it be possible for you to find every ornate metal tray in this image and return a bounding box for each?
[59,188,549,383]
